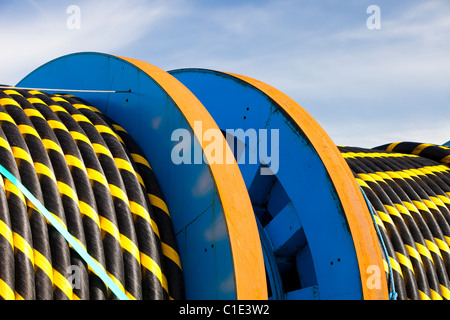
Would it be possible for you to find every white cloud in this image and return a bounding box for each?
[0,0,176,84]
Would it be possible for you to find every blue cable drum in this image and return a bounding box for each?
[16,52,267,300]
[169,68,387,300]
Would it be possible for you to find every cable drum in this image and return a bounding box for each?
[0,88,184,300]
[340,144,450,300]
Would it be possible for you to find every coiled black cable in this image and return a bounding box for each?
[0,88,184,300]
[340,144,450,300]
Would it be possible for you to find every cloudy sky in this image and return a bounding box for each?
[0,0,449,148]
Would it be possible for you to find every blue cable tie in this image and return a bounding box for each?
[359,185,398,300]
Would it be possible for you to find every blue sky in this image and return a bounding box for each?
[0,0,449,147]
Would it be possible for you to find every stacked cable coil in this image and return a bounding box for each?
[0,88,183,300]
[339,143,450,300]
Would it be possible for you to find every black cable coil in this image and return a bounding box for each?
[340,143,450,300]
[0,88,184,300]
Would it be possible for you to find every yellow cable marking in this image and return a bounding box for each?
[50,105,70,114]
[0,113,16,126]
[440,285,450,300]
[429,196,445,207]
[357,173,375,182]
[0,279,15,300]
[42,139,64,155]
[140,253,168,293]
[48,120,69,132]
[65,154,86,172]
[131,153,152,169]
[341,151,418,159]
[33,249,53,282]
[57,181,79,203]
[394,203,411,217]
[95,125,123,142]
[87,168,108,188]
[395,252,414,274]
[26,97,46,105]
[27,90,41,95]
[419,290,432,300]
[415,243,434,263]
[53,270,73,300]
[73,103,101,113]
[23,108,46,120]
[376,210,395,225]
[408,168,426,176]
[72,114,92,124]
[437,195,450,205]
[112,124,126,132]
[34,162,57,183]
[92,143,113,158]
[100,217,142,267]
[0,98,20,108]
[441,155,450,164]
[412,144,433,155]
[119,234,140,264]
[125,291,137,300]
[373,214,384,228]
[389,256,403,276]
[384,205,402,219]
[367,173,384,182]
[109,184,129,204]
[5,180,26,205]
[355,178,369,188]
[434,237,450,255]
[15,292,25,300]
[3,90,22,96]
[12,146,33,164]
[13,232,34,265]
[99,216,120,240]
[386,142,401,152]
[79,201,100,229]
[0,136,12,152]
[422,166,447,174]
[114,158,136,175]
[51,96,69,103]
[0,220,13,250]
[405,245,423,264]
[70,131,92,145]
[402,201,419,214]
[129,201,160,238]
[161,242,182,269]
[445,235,450,247]
[430,289,442,300]
[114,158,145,186]
[17,124,40,139]
[374,171,392,181]
[148,194,170,216]
[403,169,418,179]
[422,199,438,211]
[412,200,428,212]
[425,239,443,260]
[383,259,389,274]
